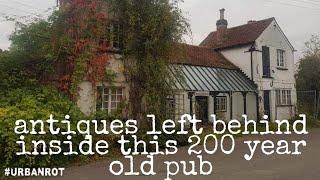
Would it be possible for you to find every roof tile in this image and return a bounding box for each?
[200,17,274,49]
[170,44,238,70]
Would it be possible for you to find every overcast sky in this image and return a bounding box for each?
[1,0,320,61]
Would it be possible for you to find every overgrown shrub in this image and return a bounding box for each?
[0,86,85,170]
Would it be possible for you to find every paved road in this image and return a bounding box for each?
[31,129,320,180]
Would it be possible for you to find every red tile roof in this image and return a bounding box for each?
[200,17,274,49]
[170,44,238,70]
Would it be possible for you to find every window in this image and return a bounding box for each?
[167,96,176,118]
[286,90,292,105]
[97,87,124,113]
[106,22,123,49]
[175,94,185,116]
[276,89,292,106]
[166,94,185,119]
[216,96,227,112]
[262,46,271,77]
[277,49,286,67]
[276,90,281,105]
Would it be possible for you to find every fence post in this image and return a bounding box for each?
[317,91,320,120]
[313,90,318,120]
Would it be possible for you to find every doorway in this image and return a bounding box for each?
[263,90,271,120]
[195,96,209,124]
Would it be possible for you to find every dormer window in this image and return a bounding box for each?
[106,21,123,50]
[277,49,286,68]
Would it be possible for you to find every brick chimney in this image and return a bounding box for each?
[247,20,256,24]
[216,8,228,43]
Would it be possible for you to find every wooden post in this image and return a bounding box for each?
[229,92,233,119]
[242,92,248,115]
[210,91,219,115]
[256,91,260,121]
[188,92,195,115]
[316,91,320,120]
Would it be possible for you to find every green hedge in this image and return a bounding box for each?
[0,86,85,169]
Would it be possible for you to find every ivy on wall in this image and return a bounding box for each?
[53,0,112,98]
[0,0,190,170]
[108,0,189,126]
[1,0,189,123]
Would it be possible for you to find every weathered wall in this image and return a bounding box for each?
[255,20,296,120]
[220,45,253,79]
[77,54,129,116]
[219,19,297,121]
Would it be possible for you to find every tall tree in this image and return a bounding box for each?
[6,0,112,97]
[296,35,320,91]
[109,0,189,126]
[304,35,320,58]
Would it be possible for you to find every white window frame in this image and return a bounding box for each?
[174,94,185,116]
[216,96,227,112]
[167,94,185,119]
[277,49,286,68]
[276,89,292,106]
[107,22,123,49]
[167,96,175,117]
[101,87,124,113]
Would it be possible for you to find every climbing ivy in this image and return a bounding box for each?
[2,0,113,99]
[1,0,189,124]
[52,0,112,98]
[108,0,189,125]
[0,0,190,170]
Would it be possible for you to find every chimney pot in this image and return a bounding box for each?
[216,8,228,29]
[216,8,228,43]
[247,20,256,24]
[220,8,225,20]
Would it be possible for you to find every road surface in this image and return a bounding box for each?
[27,129,320,180]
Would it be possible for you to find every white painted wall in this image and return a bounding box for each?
[247,92,258,120]
[219,20,297,121]
[77,81,95,115]
[232,92,257,121]
[256,20,296,120]
[221,45,252,79]
[232,92,244,120]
